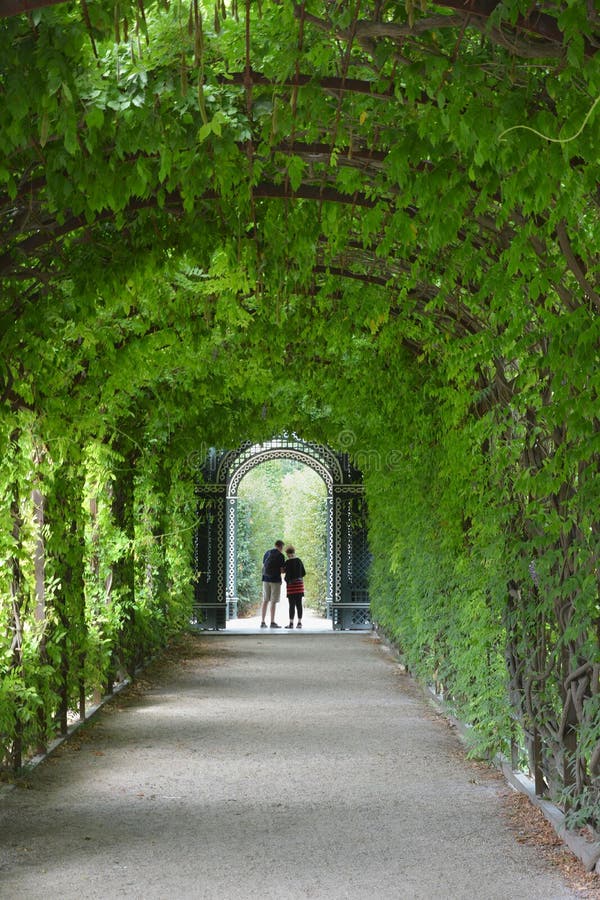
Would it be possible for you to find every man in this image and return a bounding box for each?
[260,539,285,628]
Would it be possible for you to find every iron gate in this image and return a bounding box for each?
[192,436,370,630]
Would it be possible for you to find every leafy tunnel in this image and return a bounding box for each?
[0,0,599,829]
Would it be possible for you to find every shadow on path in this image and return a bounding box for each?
[208,606,335,634]
[0,631,592,899]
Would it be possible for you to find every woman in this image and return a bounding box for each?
[283,545,306,629]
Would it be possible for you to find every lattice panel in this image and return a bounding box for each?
[226,497,236,599]
[326,496,334,609]
[351,533,371,587]
[332,604,371,630]
[350,607,371,627]
[334,496,343,606]
[191,604,227,630]
[215,497,226,601]
[193,518,201,573]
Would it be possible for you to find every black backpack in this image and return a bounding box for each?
[263,549,282,578]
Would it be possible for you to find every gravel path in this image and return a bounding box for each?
[0,621,585,899]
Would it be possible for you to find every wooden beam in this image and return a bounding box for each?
[0,0,67,17]
[428,0,596,57]
[0,183,378,275]
[215,70,394,98]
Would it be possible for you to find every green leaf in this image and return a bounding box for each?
[287,155,305,192]
[85,106,105,130]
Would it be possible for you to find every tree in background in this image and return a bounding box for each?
[237,460,327,614]
[237,461,285,613]
[282,467,328,613]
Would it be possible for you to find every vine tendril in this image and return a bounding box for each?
[499,94,600,144]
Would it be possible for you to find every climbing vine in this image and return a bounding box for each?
[0,0,599,828]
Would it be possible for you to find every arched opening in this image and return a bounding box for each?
[235,459,328,620]
[193,436,371,630]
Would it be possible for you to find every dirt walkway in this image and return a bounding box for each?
[0,625,593,899]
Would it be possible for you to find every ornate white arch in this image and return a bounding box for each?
[217,435,344,489]
[227,448,333,497]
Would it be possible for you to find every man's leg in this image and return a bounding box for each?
[269,581,282,627]
[260,583,270,626]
